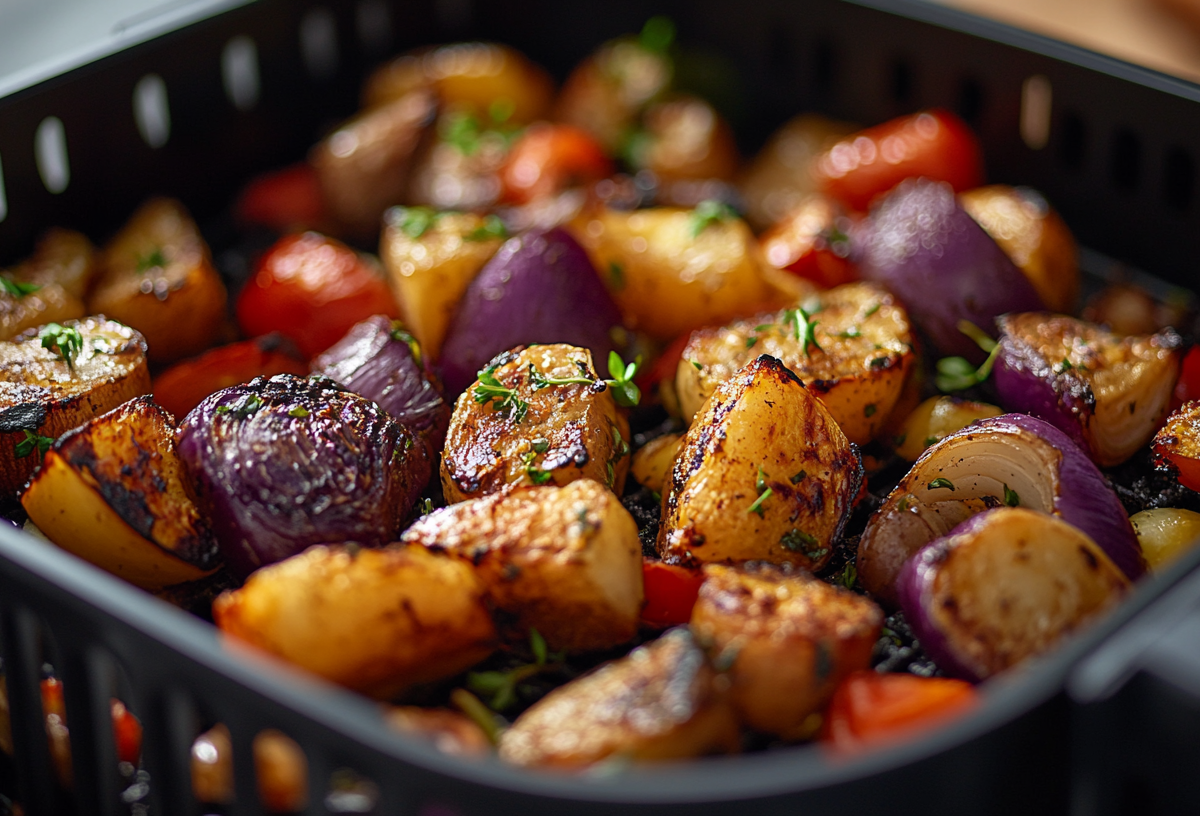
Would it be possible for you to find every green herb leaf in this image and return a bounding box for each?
[441,111,484,155]
[38,323,84,371]
[422,498,434,514]
[392,206,440,239]
[790,469,806,484]
[744,336,758,349]
[288,406,310,418]
[639,15,676,53]
[136,247,167,273]
[864,403,877,417]
[747,470,773,517]
[14,428,53,460]
[784,307,822,357]
[935,340,1001,393]
[869,357,889,368]
[216,393,264,420]
[530,628,548,666]
[691,359,702,370]
[449,689,505,744]
[863,302,881,317]
[532,438,550,454]
[837,326,862,339]
[755,466,767,493]
[840,561,858,590]
[0,277,40,298]
[1004,483,1020,507]
[780,528,827,559]
[957,319,998,353]
[924,436,939,447]
[473,365,529,422]
[488,97,516,125]
[465,214,508,242]
[688,199,737,238]
[608,261,625,291]
[929,477,955,491]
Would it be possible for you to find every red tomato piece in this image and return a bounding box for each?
[1153,400,1200,493]
[153,334,309,420]
[760,196,859,289]
[640,560,706,628]
[1174,346,1200,406]
[822,670,978,753]
[236,163,326,232]
[236,232,399,359]
[110,698,143,766]
[814,110,983,212]
[500,123,614,204]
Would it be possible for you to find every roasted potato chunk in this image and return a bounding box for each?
[441,344,631,502]
[213,544,496,700]
[22,396,218,590]
[380,209,505,360]
[0,317,150,496]
[0,228,94,341]
[89,198,228,364]
[658,355,862,570]
[0,284,84,344]
[498,628,739,767]
[677,282,915,445]
[403,479,643,652]
[567,205,796,341]
[630,432,683,493]
[311,88,437,237]
[690,563,882,739]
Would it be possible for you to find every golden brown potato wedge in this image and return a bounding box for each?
[213,544,496,700]
[498,627,739,768]
[567,205,797,341]
[10,228,97,301]
[676,282,915,445]
[0,317,150,496]
[403,479,643,652]
[658,355,862,570]
[380,209,504,360]
[441,344,631,502]
[89,199,228,364]
[363,43,554,124]
[690,563,882,739]
[960,185,1079,314]
[383,706,490,757]
[893,395,1003,461]
[637,95,739,183]
[22,395,218,590]
[401,109,509,212]
[0,284,85,344]
[310,88,437,237]
[630,432,683,493]
[738,114,857,231]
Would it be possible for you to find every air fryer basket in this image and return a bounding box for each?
[2,0,1200,813]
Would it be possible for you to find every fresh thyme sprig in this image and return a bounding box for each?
[785,306,822,357]
[0,277,40,298]
[528,352,642,408]
[466,629,561,712]
[38,323,84,371]
[14,429,53,461]
[473,365,529,422]
[935,319,1000,392]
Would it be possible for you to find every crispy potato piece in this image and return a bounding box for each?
[213,544,496,700]
[631,432,682,493]
[658,355,862,570]
[310,88,437,237]
[441,344,631,502]
[0,317,150,496]
[403,479,642,652]
[567,205,797,341]
[0,284,84,344]
[738,114,857,230]
[89,199,228,364]
[10,227,98,300]
[383,706,490,757]
[690,563,882,739]
[498,628,739,767]
[380,209,504,360]
[22,396,218,590]
[893,395,1003,461]
[639,96,739,183]
[676,282,915,445]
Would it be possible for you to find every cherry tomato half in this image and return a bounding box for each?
[1174,346,1200,407]
[153,334,309,420]
[640,560,705,628]
[500,123,613,204]
[1154,400,1200,493]
[236,163,326,233]
[814,109,983,212]
[821,670,978,753]
[236,232,399,359]
[760,196,859,289]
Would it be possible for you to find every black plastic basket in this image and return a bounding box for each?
[2,1,1200,813]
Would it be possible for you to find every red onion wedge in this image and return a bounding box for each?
[311,315,451,452]
[177,374,431,577]
[857,412,1144,608]
[993,313,1181,467]
[859,178,1043,363]
[897,507,1129,682]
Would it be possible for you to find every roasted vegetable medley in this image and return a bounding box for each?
[4,17,1200,808]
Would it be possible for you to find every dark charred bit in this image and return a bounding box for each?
[1079,545,1100,571]
[872,610,941,677]
[621,482,662,558]
[0,400,48,434]
[1107,448,1200,515]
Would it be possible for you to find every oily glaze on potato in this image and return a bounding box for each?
[498,627,739,768]
[0,317,150,496]
[441,344,630,502]
[690,563,882,739]
[380,209,505,360]
[22,396,217,589]
[677,282,915,444]
[88,198,228,364]
[567,205,797,341]
[213,544,496,699]
[658,355,862,570]
[0,229,95,341]
[402,479,643,652]
[630,432,683,493]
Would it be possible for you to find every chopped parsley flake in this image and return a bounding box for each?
[929,477,955,491]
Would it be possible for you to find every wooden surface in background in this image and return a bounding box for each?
[935,0,1200,83]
